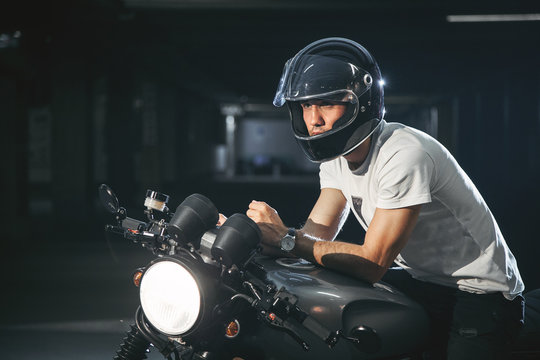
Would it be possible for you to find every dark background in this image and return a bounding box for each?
[1,0,539,356]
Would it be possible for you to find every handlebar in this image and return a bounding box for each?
[104,223,161,251]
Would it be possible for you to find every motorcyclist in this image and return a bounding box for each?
[244,37,525,359]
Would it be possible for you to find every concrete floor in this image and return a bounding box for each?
[0,320,164,360]
[0,217,165,359]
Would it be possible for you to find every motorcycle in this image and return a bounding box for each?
[99,184,540,360]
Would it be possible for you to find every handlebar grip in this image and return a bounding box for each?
[122,217,147,231]
[302,316,338,347]
[282,318,310,351]
[302,316,329,339]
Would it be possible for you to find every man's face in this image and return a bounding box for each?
[301,100,347,136]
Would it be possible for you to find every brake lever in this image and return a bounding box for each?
[298,312,339,347]
[105,224,167,252]
[272,287,340,348]
[241,281,339,351]
[260,310,310,351]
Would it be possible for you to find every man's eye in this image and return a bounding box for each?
[301,103,312,109]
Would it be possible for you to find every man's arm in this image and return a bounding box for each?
[246,188,348,257]
[311,206,421,283]
[247,189,421,284]
[293,205,421,283]
[303,188,350,240]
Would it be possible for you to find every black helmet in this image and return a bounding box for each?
[273,37,384,162]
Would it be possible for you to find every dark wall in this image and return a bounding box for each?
[453,75,540,291]
[1,2,539,289]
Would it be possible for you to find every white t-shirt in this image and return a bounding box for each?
[319,121,524,299]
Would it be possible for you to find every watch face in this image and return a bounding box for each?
[281,234,295,251]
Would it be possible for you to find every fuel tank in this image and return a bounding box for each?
[239,256,429,359]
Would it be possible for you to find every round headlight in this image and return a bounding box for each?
[140,260,201,335]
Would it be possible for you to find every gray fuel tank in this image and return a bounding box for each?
[245,256,429,359]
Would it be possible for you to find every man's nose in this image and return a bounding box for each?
[307,106,324,126]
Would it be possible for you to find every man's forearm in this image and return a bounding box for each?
[289,230,386,283]
[291,228,364,265]
[289,229,317,263]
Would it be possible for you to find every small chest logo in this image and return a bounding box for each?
[351,196,368,227]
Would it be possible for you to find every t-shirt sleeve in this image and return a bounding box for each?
[319,160,342,190]
[376,147,434,209]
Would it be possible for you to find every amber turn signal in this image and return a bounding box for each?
[132,269,144,287]
[225,320,240,338]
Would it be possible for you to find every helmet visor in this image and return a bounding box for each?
[273,55,373,107]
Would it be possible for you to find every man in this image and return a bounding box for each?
[244,37,525,359]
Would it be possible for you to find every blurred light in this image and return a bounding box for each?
[0,32,21,49]
[0,34,9,48]
[447,14,540,22]
[379,79,385,87]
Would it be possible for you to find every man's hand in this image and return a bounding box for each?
[246,200,288,248]
[217,213,228,226]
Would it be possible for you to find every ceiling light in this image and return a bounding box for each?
[447,14,540,22]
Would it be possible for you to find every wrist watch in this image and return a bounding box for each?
[280,228,297,252]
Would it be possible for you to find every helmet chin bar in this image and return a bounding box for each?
[341,119,382,156]
[295,118,381,163]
